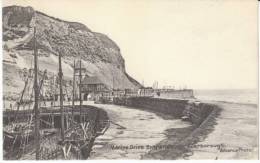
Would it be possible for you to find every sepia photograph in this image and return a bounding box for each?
[1,0,259,160]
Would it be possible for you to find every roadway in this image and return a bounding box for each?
[85,101,191,159]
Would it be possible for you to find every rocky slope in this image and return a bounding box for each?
[3,5,141,99]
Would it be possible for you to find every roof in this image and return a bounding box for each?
[82,76,103,85]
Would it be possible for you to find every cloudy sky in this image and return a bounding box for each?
[3,0,258,89]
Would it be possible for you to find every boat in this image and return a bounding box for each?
[3,26,110,160]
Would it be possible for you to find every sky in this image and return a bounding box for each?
[3,0,258,89]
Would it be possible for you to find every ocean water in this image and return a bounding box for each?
[194,89,258,105]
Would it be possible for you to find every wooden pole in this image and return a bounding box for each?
[58,51,65,141]
[79,59,82,123]
[112,76,114,90]
[39,70,47,92]
[38,70,47,102]
[72,60,76,121]
[14,77,28,120]
[53,74,56,106]
[33,27,40,160]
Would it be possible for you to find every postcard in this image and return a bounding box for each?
[2,0,258,160]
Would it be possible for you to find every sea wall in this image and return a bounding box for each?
[111,96,217,125]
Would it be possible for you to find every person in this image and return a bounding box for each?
[44,99,46,106]
[137,89,141,96]
[156,91,160,97]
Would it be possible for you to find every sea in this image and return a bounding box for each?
[194,89,258,105]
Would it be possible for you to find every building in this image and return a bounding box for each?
[138,87,154,96]
[81,76,107,100]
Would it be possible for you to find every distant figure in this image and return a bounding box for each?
[87,94,92,101]
[138,89,141,96]
[156,91,160,96]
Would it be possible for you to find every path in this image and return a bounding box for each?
[86,102,191,159]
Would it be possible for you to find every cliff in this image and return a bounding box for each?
[3,6,141,99]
